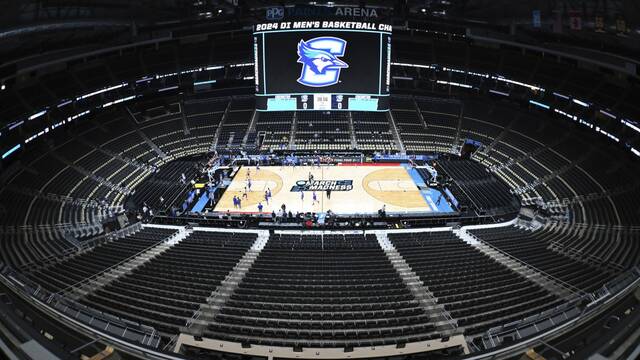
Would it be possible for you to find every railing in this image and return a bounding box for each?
[184,304,203,330]
[55,227,177,296]
[183,257,237,331]
[548,241,626,273]
[592,267,640,302]
[435,164,484,217]
[0,264,161,349]
[183,234,262,332]
[162,334,179,352]
[478,266,640,350]
[18,222,142,272]
[3,184,101,208]
[548,222,640,233]
[466,231,587,297]
[381,233,459,332]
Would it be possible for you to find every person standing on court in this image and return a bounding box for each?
[326,189,331,199]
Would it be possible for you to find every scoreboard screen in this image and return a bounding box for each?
[254,21,392,111]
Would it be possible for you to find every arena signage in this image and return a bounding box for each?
[266,6,380,21]
[254,22,392,32]
[290,180,353,192]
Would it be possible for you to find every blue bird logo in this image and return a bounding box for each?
[297,40,348,75]
[296,37,348,87]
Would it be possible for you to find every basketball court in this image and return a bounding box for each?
[214,164,454,215]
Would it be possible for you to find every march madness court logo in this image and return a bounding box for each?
[290,180,353,192]
[296,37,348,87]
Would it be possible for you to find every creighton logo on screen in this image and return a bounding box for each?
[297,37,348,87]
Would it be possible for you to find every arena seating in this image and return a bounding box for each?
[414,98,459,153]
[129,160,198,212]
[352,111,397,151]
[216,97,255,150]
[2,89,638,276]
[13,224,635,351]
[254,112,294,150]
[437,159,519,215]
[391,97,432,152]
[541,224,640,271]
[295,111,352,151]
[469,227,615,292]
[0,42,256,237]
[1,85,639,281]
[206,233,439,347]
[181,94,228,154]
[458,117,502,149]
[0,229,73,269]
[81,230,256,338]
[249,110,402,151]
[397,96,640,227]
[388,231,561,336]
[25,227,177,293]
[609,189,640,225]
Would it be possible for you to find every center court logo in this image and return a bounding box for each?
[296,37,348,87]
[291,180,353,192]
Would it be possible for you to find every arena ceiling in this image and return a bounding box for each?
[0,1,638,70]
[3,1,638,29]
